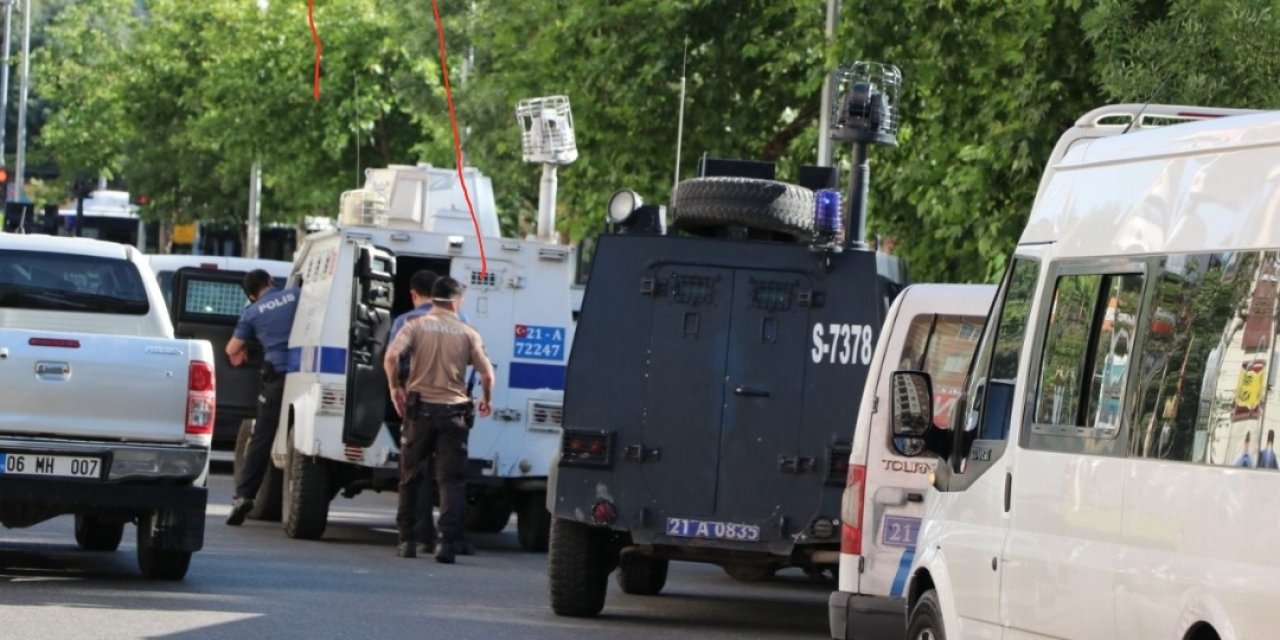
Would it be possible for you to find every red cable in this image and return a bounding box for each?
[430,0,488,275]
[308,0,322,100]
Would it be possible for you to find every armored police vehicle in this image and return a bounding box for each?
[548,63,910,617]
[250,161,578,549]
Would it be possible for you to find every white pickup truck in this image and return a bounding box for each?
[0,233,215,580]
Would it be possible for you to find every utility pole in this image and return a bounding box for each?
[246,161,261,258]
[817,0,840,167]
[0,0,14,202]
[13,0,29,201]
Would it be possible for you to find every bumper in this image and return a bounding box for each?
[0,476,207,512]
[828,591,905,640]
[0,437,208,483]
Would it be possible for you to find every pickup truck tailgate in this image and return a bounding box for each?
[0,329,191,443]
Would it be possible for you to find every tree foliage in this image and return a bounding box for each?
[29,0,1280,274]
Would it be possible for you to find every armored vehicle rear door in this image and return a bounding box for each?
[715,271,812,521]
[343,244,395,447]
[638,266,735,516]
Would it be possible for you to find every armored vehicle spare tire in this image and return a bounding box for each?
[672,176,815,240]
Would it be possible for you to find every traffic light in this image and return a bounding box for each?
[0,166,9,204]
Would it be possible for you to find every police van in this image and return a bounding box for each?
[266,163,578,547]
[891,104,1280,640]
[827,283,994,640]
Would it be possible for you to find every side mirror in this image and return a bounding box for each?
[891,371,933,457]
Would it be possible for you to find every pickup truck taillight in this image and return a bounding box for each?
[186,361,216,440]
[840,464,867,555]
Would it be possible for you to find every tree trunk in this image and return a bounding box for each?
[761,102,820,163]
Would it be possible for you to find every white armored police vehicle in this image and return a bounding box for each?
[249,97,582,549]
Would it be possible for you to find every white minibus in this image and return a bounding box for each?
[892,104,1278,640]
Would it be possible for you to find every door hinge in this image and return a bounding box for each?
[623,444,661,463]
[778,455,816,474]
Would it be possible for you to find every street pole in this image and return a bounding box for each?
[0,0,13,201]
[816,0,840,167]
[13,0,28,201]
[246,161,261,258]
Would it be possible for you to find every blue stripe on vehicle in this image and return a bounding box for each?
[890,546,916,598]
[286,346,347,375]
[509,362,566,390]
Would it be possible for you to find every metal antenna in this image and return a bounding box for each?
[354,72,361,188]
[672,39,689,201]
[1121,76,1170,135]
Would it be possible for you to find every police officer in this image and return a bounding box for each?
[225,269,300,526]
[388,269,441,552]
[384,276,494,563]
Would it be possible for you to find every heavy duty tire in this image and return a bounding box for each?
[547,518,610,617]
[672,176,816,240]
[233,419,283,522]
[722,563,776,583]
[136,514,192,580]
[616,554,669,596]
[282,429,331,540]
[74,515,124,552]
[466,500,513,534]
[517,490,552,552]
[906,590,947,640]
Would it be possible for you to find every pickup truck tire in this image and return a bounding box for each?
[136,514,192,580]
[548,518,609,617]
[616,554,668,596]
[672,177,815,240]
[233,419,283,521]
[74,515,124,552]
[282,429,330,540]
[466,500,513,534]
[517,490,551,552]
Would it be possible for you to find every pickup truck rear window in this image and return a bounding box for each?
[0,249,150,315]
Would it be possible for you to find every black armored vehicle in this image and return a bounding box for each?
[548,63,909,617]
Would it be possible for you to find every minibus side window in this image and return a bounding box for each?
[1131,251,1280,470]
[954,257,1036,471]
[1033,272,1143,430]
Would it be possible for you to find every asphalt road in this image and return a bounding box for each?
[0,467,832,640]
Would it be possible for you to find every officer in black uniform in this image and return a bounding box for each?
[225,269,300,526]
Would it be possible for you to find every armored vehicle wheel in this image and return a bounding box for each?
[517,490,551,551]
[233,419,283,522]
[722,563,775,583]
[906,590,946,640]
[136,514,192,580]
[74,515,124,551]
[548,518,610,617]
[282,428,330,540]
[466,501,513,534]
[672,176,815,240]
[616,554,669,596]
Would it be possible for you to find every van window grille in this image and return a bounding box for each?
[470,271,498,287]
[670,274,717,305]
[751,280,794,311]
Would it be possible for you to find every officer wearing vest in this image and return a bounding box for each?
[384,276,494,563]
[226,269,301,526]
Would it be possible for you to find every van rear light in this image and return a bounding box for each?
[29,337,80,348]
[560,429,613,468]
[186,361,216,439]
[840,464,867,555]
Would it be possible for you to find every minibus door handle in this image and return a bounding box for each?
[1004,472,1012,513]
